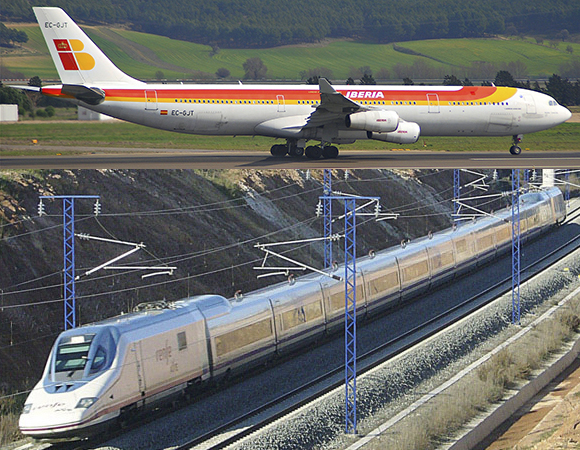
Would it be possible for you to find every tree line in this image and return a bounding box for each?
[0,22,28,47]
[2,0,579,48]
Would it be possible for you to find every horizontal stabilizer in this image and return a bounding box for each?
[8,85,41,92]
[62,84,106,105]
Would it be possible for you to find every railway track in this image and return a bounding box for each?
[177,203,580,450]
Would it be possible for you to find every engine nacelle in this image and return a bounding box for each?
[345,110,399,133]
[367,120,420,144]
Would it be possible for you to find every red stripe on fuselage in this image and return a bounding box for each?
[102,86,502,102]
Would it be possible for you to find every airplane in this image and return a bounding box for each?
[18,7,572,158]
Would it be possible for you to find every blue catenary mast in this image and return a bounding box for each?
[453,169,460,218]
[511,170,521,324]
[323,169,333,269]
[344,197,357,434]
[320,192,379,434]
[39,195,100,330]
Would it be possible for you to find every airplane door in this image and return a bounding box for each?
[145,90,158,111]
[523,95,537,114]
[277,95,286,112]
[427,93,440,113]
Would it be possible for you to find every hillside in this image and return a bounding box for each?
[2,0,579,48]
[2,22,580,81]
[0,168,509,398]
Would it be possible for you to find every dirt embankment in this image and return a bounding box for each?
[0,169,508,392]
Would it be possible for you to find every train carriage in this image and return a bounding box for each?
[205,294,275,378]
[265,278,326,353]
[396,243,432,300]
[358,252,401,315]
[424,231,457,287]
[450,225,478,273]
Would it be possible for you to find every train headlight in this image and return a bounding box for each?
[22,404,32,414]
[75,397,97,409]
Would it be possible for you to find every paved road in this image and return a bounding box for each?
[3,146,580,169]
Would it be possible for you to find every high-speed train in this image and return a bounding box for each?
[19,187,565,440]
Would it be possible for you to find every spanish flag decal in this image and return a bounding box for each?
[53,39,95,71]
[160,110,168,115]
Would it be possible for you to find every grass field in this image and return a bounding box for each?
[1,121,578,154]
[3,23,579,81]
[401,38,580,78]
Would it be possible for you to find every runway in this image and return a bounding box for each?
[2,146,580,169]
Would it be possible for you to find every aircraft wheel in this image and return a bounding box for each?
[270,144,287,157]
[323,145,339,159]
[509,145,521,156]
[305,145,322,159]
[288,146,304,158]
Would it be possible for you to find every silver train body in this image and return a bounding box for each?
[19,187,565,440]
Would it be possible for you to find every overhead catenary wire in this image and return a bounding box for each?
[0,190,469,296]
[0,170,494,297]
[0,214,388,309]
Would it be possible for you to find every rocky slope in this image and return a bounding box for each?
[0,169,506,393]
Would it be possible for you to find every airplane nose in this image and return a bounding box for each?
[562,107,572,122]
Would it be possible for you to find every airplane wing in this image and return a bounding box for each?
[303,78,363,129]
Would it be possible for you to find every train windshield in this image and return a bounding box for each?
[55,334,95,374]
[51,329,117,382]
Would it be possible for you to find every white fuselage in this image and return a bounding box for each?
[44,83,571,143]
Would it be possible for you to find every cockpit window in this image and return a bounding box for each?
[49,329,116,382]
[89,346,107,374]
[55,335,94,373]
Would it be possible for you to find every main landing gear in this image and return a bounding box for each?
[305,145,339,159]
[509,134,523,155]
[269,140,339,159]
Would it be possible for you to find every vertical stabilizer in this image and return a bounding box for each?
[33,7,142,86]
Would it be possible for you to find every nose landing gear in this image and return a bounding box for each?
[509,134,523,155]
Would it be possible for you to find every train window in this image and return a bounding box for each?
[329,287,361,312]
[177,331,187,351]
[55,334,95,373]
[214,318,272,357]
[477,233,494,250]
[402,260,429,281]
[281,301,323,330]
[455,239,467,254]
[497,227,510,243]
[329,291,345,312]
[369,272,399,295]
[431,250,454,270]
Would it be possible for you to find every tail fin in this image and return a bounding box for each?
[33,7,141,86]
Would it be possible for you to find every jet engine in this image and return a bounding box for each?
[367,120,420,144]
[345,110,399,133]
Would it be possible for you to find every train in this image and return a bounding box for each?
[19,187,566,440]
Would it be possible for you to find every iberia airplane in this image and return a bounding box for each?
[25,7,572,158]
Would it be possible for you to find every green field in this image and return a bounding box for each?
[3,23,579,81]
[1,121,578,154]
